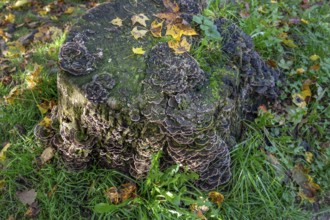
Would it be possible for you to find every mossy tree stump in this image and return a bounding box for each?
[42,0,279,190]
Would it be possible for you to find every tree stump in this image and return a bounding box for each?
[37,0,280,190]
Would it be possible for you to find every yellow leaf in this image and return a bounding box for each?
[208,191,224,208]
[178,24,198,37]
[132,47,146,55]
[150,20,163,38]
[4,85,23,104]
[282,39,297,48]
[292,93,306,108]
[64,7,75,14]
[131,13,149,27]
[305,152,313,163]
[39,116,52,128]
[166,24,183,40]
[296,68,305,75]
[12,0,29,9]
[309,64,320,71]
[131,27,148,40]
[309,54,320,61]
[5,13,15,23]
[271,0,278,3]
[168,37,191,54]
[301,19,309,24]
[0,179,5,190]
[37,100,56,115]
[26,64,42,89]
[278,32,288,39]
[258,6,267,13]
[0,143,11,162]
[301,79,312,99]
[111,17,123,27]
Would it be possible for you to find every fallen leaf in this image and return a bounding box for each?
[154,12,178,24]
[12,0,30,9]
[131,14,149,27]
[282,39,297,48]
[166,23,183,40]
[26,64,42,89]
[292,93,306,108]
[111,17,123,27]
[64,7,75,14]
[39,116,52,128]
[39,147,55,164]
[309,64,320,71]
[305,152,313,163]
[6,215,15,220]
[132,47,146,55]
[5,14,15,23]
[119,182,137,201]
[301,80,312,99]
[150,20,163,37]
[4,86,23,104]
[24,201,40,218]
[309,54,320,61]
[296,68,305,75]
[48,185,57,198]
[105,187,120,204]
[190,204,209,220]
[292,164,320,203]
[131,27,148,40]
[163,0,180,13]
[266,59,277,68]
[301,18,309,24]
[0,143,11,162]
[208,191,224,208]
[37,100,57,115]
[17,189,37,205]
[0,179,5,189]
[258,104,267,113]
[168,37,191,54]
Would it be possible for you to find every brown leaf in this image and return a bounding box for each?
[309,64,320,71]
[4,86,23,104]
[162,0,180,12]
[39,147,55,165]
[208,191,224,207]
[105,187,120,204]
[154,12,179,24]
[150,20,163,38]
[119,182,137,201]
[17,189,37,205]
[24,201,40,218]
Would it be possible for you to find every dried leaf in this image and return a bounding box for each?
[39,116,52,128]
[282,39,297,48]
[12,0,30,9]
[119,183,137,201]
[301,18,309,24]
[26,64,42,89]
[132,47,146,55]
[154,12,178,24]
[40,147,55,164]
[37,100,56,115]
[24,201,39,218]
[292,93,306,108]
[292,164,320,203]
[166,23,183,40]
[0,143,11,162]
[305,152,313,163]
[111,17,123,27]
[5,14,15,23]
[309,64,320,71]
[17,189,37,205]
[296,68,305,75]
[168,37,191,54]
[163,0,180,12]
[131,27,148,40]
[131,14,149,27]
[150,20,163,37]
[105,187,120,204]
[4,86,23,104]
[309,54,320,61]
[64,7,75,14]
[208,191,224,207]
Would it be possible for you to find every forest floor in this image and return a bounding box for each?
[0,0,329,219]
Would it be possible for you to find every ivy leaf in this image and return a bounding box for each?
[131,27,148,40]
[111,17,123,27]
[132,47,146,55]
[131,14,149,27]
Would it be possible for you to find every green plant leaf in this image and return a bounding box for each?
[94,203,114,213]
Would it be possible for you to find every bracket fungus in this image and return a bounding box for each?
[37,0,280,190]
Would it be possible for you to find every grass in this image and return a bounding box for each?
[1,0,330,219]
